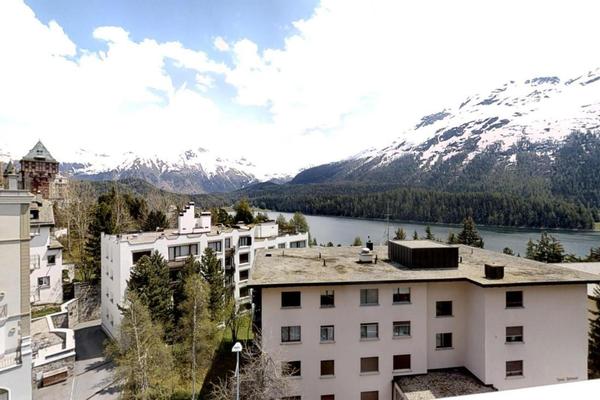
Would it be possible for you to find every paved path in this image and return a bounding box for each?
[34,320,121,400]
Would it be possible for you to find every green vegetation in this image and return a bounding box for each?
[456,216,484,248]
[525,232,565,263]
[394,227,406,240]
[31,305,61,319]
[233,198,254,224]
[352,236,363,246]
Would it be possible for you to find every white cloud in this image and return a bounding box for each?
[213,36,229,52]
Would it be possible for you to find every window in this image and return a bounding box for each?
[506,326,523,343]
[320,360,335,376]
[360,323,379,339]
[132,250,151,264]
[320,290,335,307]
[168,244,198,260]
[361,392,378,400]
[239,252,250,264]
[290,240,306,248]
[281,326,301,343]
[239,269,249,281]
[393,354,411,371]
[360,289,379,306]
[360,357,379,373]
[278,243,286,248]
[436,301,453,317]
[224,238,231,249]
[37,276,50,288]
[320,325,335,342]
[281,291,301,308]
[47,254,56,265]
[282,361,301,377]
[239,287,250,298]
[506,291,523,308]
[506,360,523,377]
[239,236,252,247]
[393,321,411,337]
[321,396,335,400]
[436,332,453,349]
[208,240,222,252]
[393,288,411,304]
[225,256,233,268]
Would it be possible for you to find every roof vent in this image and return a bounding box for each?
[366,237,373,251]
[485,264,504,280]
[358,248,373,263]
[265,253,272,257]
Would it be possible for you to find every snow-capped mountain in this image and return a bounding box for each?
[292,67,600,195]
[61,148,291,194]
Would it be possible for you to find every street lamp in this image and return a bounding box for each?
[232,341,243,400]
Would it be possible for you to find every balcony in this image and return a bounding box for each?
[0,351,20,371]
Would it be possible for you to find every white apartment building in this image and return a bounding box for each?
[29,196,63,305]
[249,241,600,400]
[0,189,34,400]
[101,202,308,339]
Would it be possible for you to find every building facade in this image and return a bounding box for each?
[100,202,308,339]
[0,189,34,400]
[250,242,598,400]
[29,196,63,305]
[19,141,59,200]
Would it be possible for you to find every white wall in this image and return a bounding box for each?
[29,226,63,304]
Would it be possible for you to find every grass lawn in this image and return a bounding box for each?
[31,305,61,319]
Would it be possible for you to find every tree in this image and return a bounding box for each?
[394,227,406,240]
[412,231,419,240]
[254,212,270,223]
[199,248,226,323]
[223,293,244,343]
[83,201,115,281]
[276,214,288,231]
[457,216,484,248]
[107,291,175,399]
[212,207,233,225]
[588,246,600,262]
[179,275,216,399]
[209,339,293,400]
[525,232,565,263]
[127,251,174,335]
[61,180,95,265]
[503,247,515,256]
[326,242,334,247]
[288,212,309,234]
[234,199,254,224]
[352,236,363,246]
[425,226,435,240]
[142,210,168,232]
[589,286,600,378]
[447,232,459,244]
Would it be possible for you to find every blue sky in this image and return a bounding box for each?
[3,0,600,177]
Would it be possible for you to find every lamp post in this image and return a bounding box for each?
[232,341,243,400]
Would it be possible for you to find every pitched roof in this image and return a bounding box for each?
[22,141,57,163]
[3,161,16,176]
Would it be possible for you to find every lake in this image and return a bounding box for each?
[267,212,600,257]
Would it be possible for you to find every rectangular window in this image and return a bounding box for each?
[278,243,286,248]
[239,236,252,247]
[360,323,379,339]
[281,326,301,343]
[38,276,50,287]
[208,240,222,252]
[393,321,411,337]
[360,288,379,306]
[506,326,524,343]
[393,354,411,371]
[225,256,233,268]
[168,244,198,260]
[320,290,335,307]
[290,240,306,248]
[239,252,250,264]
[320,325,335,342]
[320,360,335,376]
[436,301,453,317]
[321,396,335,400]
[361,392,378,400]
[506,360,523,377]
[436,332,453,349]
[224,238,231,249]
[281,291,301,308]
[47,254,56,265]
[239,287,250,298]
[282,361,301,377]
[393,287,411,304]
[132,250,151,264]
[360,357,379,373]
[506,291,523,308]
[239,269,249,281]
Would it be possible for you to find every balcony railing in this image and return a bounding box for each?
[0,352,20,371]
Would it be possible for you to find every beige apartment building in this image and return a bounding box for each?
[250,241,599,400]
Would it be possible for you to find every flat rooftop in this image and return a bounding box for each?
[395,369,495,399]
[250,241,600,287]
[109,225,252,245]
[391,240,451,249]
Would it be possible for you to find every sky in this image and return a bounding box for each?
[2,0,600,176]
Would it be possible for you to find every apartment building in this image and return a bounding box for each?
[101,202,308,339]
[29,196,63,305]
[250,241,600,400]
[0,188,34,400]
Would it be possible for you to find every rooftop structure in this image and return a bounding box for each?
[250,241,598,399]
[394,368,495,399]
[20,141,59,199]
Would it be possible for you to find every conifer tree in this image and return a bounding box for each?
[394,227,406,240]
[142,210,168,231]
[109,291,175,399]
[588,246,600,262]
[413,230,419,240]
[199,248,226,322]
[589,286,600,378]
[503,247,515,256]
[525,232,565,263]
[425,226,435,240]
[127,251,174,335]
[233,198,254,224]
[457,216,484,248]
[289,212,309,233]
[353,236,363,246]
[447,232,459,244]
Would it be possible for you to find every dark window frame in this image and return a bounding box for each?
[281,326,302,343]
[506,326,524,343]
[506,291,523,308]
[393,287,411,304]
[320,290,335,308]
[281,291,301,308]
[506,360,523,377]
[360,323,379,340]
[393,354,411,371]
[239,252,250,264]
[282,361,301,377]
[320,325,335,342]
[436,332,453,349]
[360,288,379,306]
[393,321,411,337]
[320,360,335,376]
[360,357,379,373]
[436,301,453,317]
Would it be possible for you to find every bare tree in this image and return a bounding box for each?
[63,180,95,263]
[209,338,294,400]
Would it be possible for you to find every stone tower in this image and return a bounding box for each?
[20,141,59,199]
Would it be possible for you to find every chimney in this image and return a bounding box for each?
[484,264,504,280]
[177,202,196,234]
[3,161,18,190]
[366,236,374,251]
